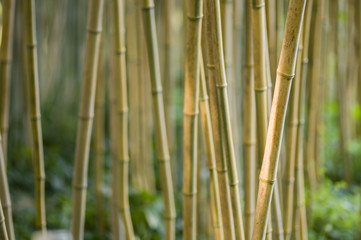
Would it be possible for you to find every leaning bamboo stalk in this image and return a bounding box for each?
[0,198,8,240]
[199,55,224,240]
[243,0,256,239]
[71,0,104,239]
[25,0,47,235]
[203,0,235,238]
[183,0,203,238]
[208,0,245,238]
[0,136,14,240]
[252,0,307,239]
[0,0,16,161]
[142,0,176,238]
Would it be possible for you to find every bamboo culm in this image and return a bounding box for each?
[252,0,307,239]
[142,0,176,238]
[71,0,104,239]
[0,198,8,240]
[25,0,47,235]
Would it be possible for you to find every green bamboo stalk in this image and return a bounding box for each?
[243,1,256,239]
[199,54,224,240]
[71,0,104,239]
[0,0,16,161]
[0,135,13,240]
[276,0,285,61]
[142,1,176,238]
[265,0,277,84]
[25,0,47,235]
[0,198,8,240]
[203,0,235,238]
[183,0,203,238]
[252,0,307,239]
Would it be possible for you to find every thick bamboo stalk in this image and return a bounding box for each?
[207,0,245,238]
[203,0,235,238]
[252,1,307,239]
[142,1,176,238]
[199,55,224,240]
[183,0,203,238]
[0,136,13,240]
[243,1,256,239]
[25,0,47,235]
[0,0,16,161]
[0,198,8,240]
[71,0,104,239]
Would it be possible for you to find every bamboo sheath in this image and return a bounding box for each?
[199,55,224,240]
[207,0,245,238]
[252,1,307,239]
[71,0,104,239]
[203,0,235,238]
[0,136,14,240]
[0,0,16,161]
[25,0,47,235]
[243,1,256,239]
[183,0,203,238]
[0,198,8,240]
[142,1,176,238]
[113,0,135,238]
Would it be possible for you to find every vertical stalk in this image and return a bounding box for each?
[199,55,224,240]
[183,0,203,238]
[243,1,256,239]
[265,0,276,83]
[252,0,307,239]
[142,0,176,238]
[25,0,47,235]
[0,0,16,161]
[71,0,104,239]
[203,0,235,238]
[0,199,8,240]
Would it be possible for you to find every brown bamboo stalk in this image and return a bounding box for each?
[243,1,256,239]
[183,0,203,238]
[203,0,235,238]
[25,0,47,235]
[71,0,104,239]
[0,0,16,161]
[142,1,176,238]
[252,0,307,239]
[199,54,224,240]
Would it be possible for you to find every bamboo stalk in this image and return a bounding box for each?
[25,0,47,235]
[0,198,8,240]
[199,54,224,240]
[71,0,104,239]
[265,0,276,84]
[0,0,16,161]
[203,0,235,238]
[207,0,245,238]
[243,1,256,239]
[142,1,176,238]
[183,0,203,238]
[252,0,307,239]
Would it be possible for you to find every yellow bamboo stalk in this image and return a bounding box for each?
[25,0,47,235]
[0,0,16,161]
[265,0,277,84]
[203,0,235,238]
[252,0,307,239]
[183,0,203,238]
[142,0,176,238]
[71,0,104,239]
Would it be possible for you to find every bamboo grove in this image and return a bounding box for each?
[0,0,361,239]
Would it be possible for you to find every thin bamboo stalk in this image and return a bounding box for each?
[276,0,285,61]
[252,0,307,239]
[207,0,245,238]
[203,0,235,238]
[199,54,224,240]
[0,198,8,240]
[0,135,13,240]
[243,1,256,239]
[265,0,276,84]
[71,0,104,239]
[25,0,47,235]
[0,0,16,161]
[183,0,203,238]
[142,1,176,238]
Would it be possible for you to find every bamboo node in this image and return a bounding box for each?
[27,43,37,49]
[152,88,163,95]
[187,15,203,21]
[245,210,255,216]
[243,140,256,145]
[157,156,170,163]
[253,2,265,9]
[183,110,199,116]
[254,87,267,92]
[302,58,309,64]
[199,96,209,101]
[78,114,94,120]
[142,4,155,10]
[115,48,126,55]
[244,64,254,68]
[31,115,42,121]
[183,191,197,196]
[0,217,5,224]
[216,83,227,88]
[289,120,299,126]
[259,176,275,185]
[73,183,88,190]
[277,70,295,80]
[207,64,215,69]
[87,27,102,34]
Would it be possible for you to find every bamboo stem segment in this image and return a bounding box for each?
[0,198,8,240]
[71,0,104,239]
[25,0,47,236]
[252,0,307,239]
[142,1,176,238]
